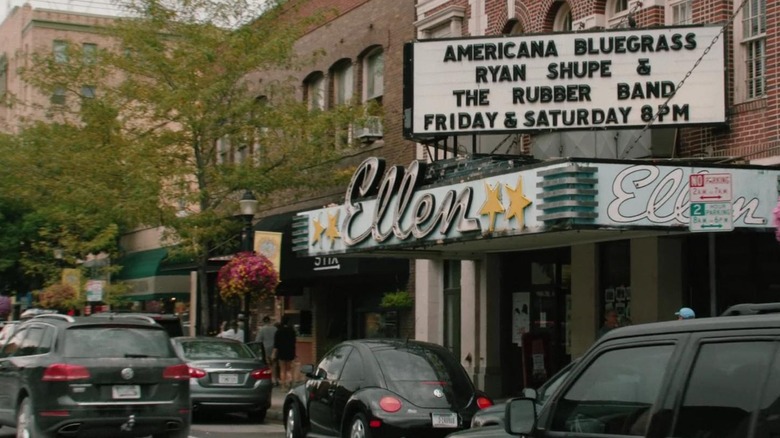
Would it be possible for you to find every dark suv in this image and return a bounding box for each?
[90,312,185,338]
[0,314,190,437]
[503,314,780,438]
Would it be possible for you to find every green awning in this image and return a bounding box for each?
[115,248,169,280]
[119,292,190,302]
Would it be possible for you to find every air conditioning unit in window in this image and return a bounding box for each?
[356,116,383,143]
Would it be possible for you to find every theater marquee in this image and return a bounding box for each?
[403,26,726,138]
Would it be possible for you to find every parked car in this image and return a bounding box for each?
[283,338,493,438]
[0,313,190,437]
[0,321,19,346]
[721,302,780,316]
[90,311,185,338]
[503,314,780,437]
[454,358,578,433]
[170,336,273,422]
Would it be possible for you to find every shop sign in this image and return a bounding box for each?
[404,26,725,136]
[298,159,779,256]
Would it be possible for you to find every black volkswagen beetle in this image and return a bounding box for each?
[283,338,492,438]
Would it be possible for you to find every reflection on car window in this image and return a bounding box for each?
[317,345,351,380]
[340,348,364,381]
[181,340,254,359]
[0,327,27,357]
[64,327,173,358]
[19,326,44,356]
[552,344,673,436]
[674,341,776,438]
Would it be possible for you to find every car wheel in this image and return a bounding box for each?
[348,413,372,438]
[285,403,303,438]
[254,408,267,424]
[17,397,50,438]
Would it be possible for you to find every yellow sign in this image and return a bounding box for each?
[62,268,82,298]
[254,231,282,275]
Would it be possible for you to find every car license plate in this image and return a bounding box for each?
[431,413,458,428]
[218,374,239,384]
[112,385,140,400]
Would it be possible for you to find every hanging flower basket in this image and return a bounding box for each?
[0,295,11,318]
[217,251,280,302]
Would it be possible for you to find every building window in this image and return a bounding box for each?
[53,40,68,63]
[81,85,95,99]
[363,48,384,102]
[554,2,573,31]
[415,5,465,39]
[305,73,325,110]
[332,61,353,106]
[743,0,766,99]
[51,86,66,105]
[607,0,631,28]
[0,54,7,98]
[216,135,230,164]
[82,43,97,64]
[668,0,692,25]
[443,260,461,360]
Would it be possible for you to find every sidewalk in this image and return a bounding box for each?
[267,384,290,423]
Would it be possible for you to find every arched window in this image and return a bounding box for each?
[363,48,384,102]
[304,72,325,110]
[554,2,573,32]
[331,60,354,107]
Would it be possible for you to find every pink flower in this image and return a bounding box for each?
[217,252,280,301]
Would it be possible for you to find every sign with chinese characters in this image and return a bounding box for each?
[404,26,725,136]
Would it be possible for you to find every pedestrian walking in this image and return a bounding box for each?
[256,316,280,386]
[272,315,297,389]
[675,307,696,320]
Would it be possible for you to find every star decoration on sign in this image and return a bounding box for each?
[479,182,505,232]
[325,211,341,246]
[504,176,532,228]
[311,217,325,246]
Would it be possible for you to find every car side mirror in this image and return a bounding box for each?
[505,398,537,436]
[521,387,538,399]
[300,363,315,377]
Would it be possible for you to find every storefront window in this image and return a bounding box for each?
[599,240,631,327]
[443,260,461,359]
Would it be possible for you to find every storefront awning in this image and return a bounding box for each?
[115,248,190,301]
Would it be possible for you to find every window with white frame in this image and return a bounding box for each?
[332,61,353,106]
[216,135,230,164]
[667,0,692,25]
[607,0,630,28]
[51,86,66,105]
[363,48,384,102]
[554,2,573,32]
[743,0,766,100]
[415,5,465,39]
[82,43,97,64]
[306,73,325,110]
[53,40,68,63]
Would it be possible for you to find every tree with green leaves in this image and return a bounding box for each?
[3,0,366,330]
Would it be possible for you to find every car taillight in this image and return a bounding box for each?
[379,396,402,413]
[189,367,207,378]
[163,364,190,380]
[476,396,493,409]
[250,367,273,380]
[42,364,90,381]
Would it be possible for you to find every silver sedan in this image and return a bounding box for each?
[171,336,273,423]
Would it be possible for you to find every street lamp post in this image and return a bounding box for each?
[239,190,258,342]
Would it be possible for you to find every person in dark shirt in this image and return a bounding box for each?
[272,315,297,389]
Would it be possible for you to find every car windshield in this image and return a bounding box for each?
[375,344,473,408]
[64,327,174,358]
[179,340,254,360]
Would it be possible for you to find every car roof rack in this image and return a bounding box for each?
[33,314,75,323]
[93,313,157,325]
